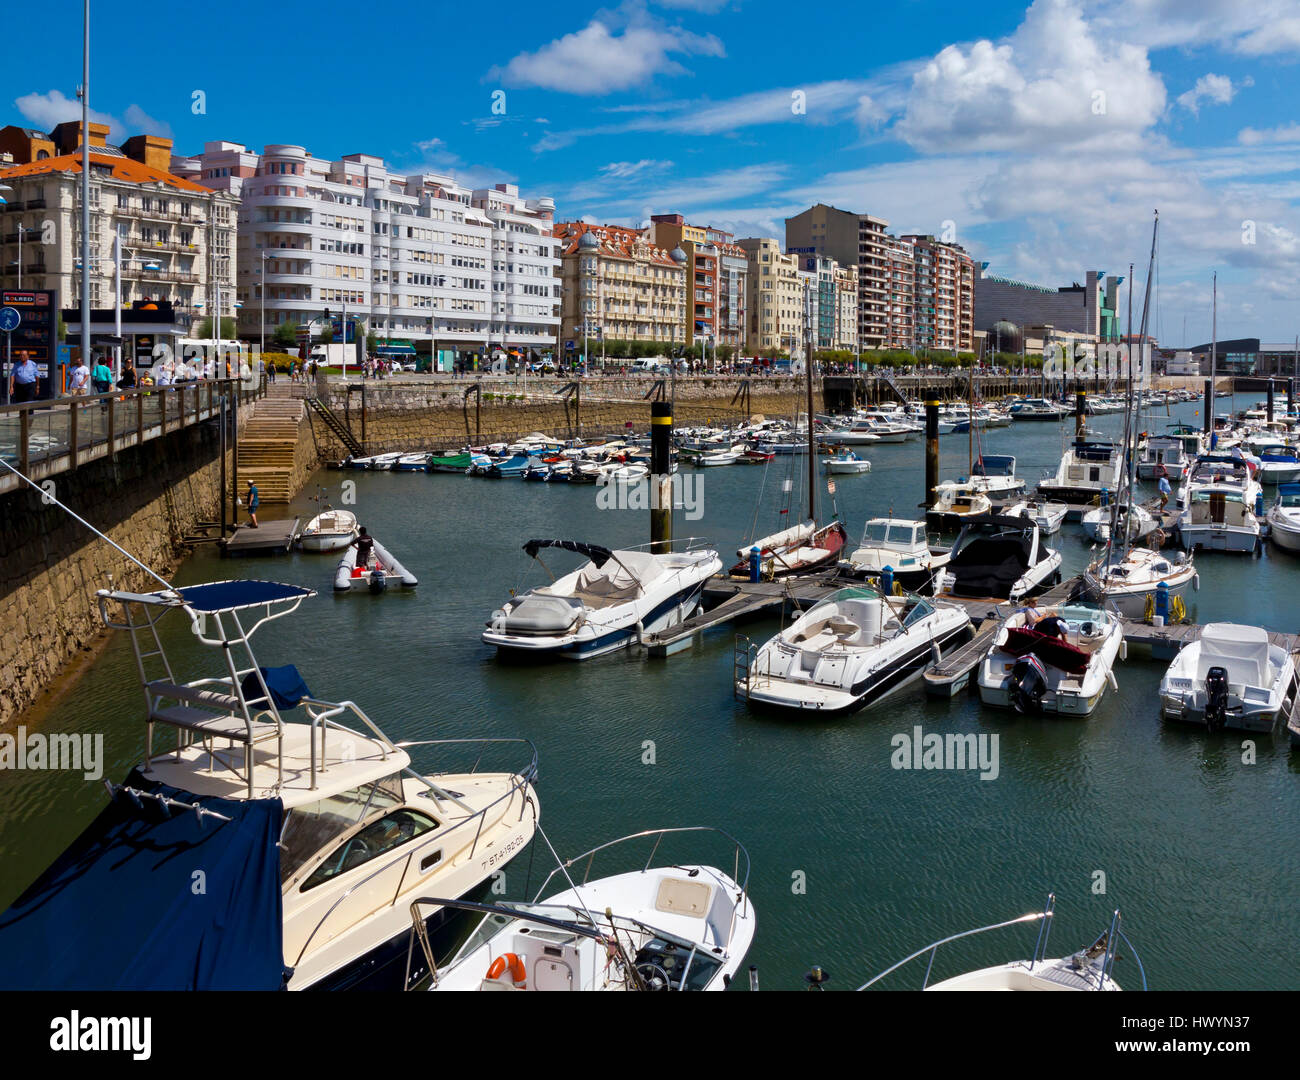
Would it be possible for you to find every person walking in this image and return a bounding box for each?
[245,480,259,528]
[9,351,39,403]
[1158,473,1172,510]
[69,357,91,396]
[91,356,113,395]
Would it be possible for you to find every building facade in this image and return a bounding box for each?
[738,237,804,353]
[175,141,560,364]
[553,221,685,356]
[901,234,975,354]
[0,122,238,346]
[790,251,858,352]
[646,214,748,354]
[974,269,1122,349]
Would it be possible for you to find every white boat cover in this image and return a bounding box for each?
[738,521,814,559]
[574,549,664,597]
[1196,623,1270,685]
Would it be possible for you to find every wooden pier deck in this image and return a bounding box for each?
[221,517,300,556]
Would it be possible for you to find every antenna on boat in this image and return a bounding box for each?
[0,457,176,593]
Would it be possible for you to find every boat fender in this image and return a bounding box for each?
[1106,669,1119,691]
[486,952,528,988]
[929,640,942,667]
[1119,640,1127,662]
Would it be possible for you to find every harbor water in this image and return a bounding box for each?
[2,397,1298,990]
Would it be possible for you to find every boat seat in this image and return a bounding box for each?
[148,705,280,743]
[148,680,243,713]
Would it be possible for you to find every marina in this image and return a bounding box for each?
[4,381,1300,994]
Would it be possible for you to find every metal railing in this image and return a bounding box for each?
[0,377,264,494]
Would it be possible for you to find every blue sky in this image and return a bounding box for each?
[10,0,1300,343]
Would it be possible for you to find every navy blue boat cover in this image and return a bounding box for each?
[241,664,313,710]
[175,579,314,612]
[0,770,286,990]
[523,539,613,566]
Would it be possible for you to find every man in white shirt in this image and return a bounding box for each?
[69,360,91,395]
[154,363,173,387]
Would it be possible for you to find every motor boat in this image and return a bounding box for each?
[816,420,882,446]
[484,539,722,660]
[1004,499,1067,535]
[299,506,358,553]
[1159,622,1298,732]
[934,514,1062,602]
[977,602,1124,716]
[1267,483,1300,552]
[841,518,949,593]
[346,451,404,471]
[926,483,994,532]
[857,895,1142,991]
[738,585,972,714]
[1080,502,1157,544]
[1177,455,1263,553]
[1082,545,1196,619]
[728,520,848,579]
[0,579,540,991]
[968,455,1024,497]
[1037,440,1125,506]
[739,447,775,464]
[1136,427,1200,480]
[1009,398,1067,421]
[823,452,872,475]
[411,827,754,992]
[334,536,419,591]
[694,445,744,467]
[1257,451,1300,486]
[395,452,432,472]
[487,454,532,479]
[429,451,474,473]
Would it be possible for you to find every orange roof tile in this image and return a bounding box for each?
[553,221,682,267]
[0,149,213,193]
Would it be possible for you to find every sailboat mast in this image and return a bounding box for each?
[806,322,816,523]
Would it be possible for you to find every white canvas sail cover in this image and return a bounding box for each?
[1196,623,1269,686]
[575,549,664,597]
[738,521,814,559]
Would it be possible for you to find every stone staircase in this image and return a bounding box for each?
[237,383,303,504]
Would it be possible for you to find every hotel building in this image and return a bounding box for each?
[552,221,686,355]
[174,142,560,366]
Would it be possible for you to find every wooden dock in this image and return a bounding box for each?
[221,517,300,556]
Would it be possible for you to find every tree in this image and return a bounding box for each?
[366,328,379,355]
[195,316,237,339]
[272,321,300,349]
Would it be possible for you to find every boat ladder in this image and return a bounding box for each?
[733,634,756,700]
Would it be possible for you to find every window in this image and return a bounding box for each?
[278,775,405,883]
[300,808,440,891]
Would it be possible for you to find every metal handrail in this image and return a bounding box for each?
[534,826,751,950]
[291,745,539,968]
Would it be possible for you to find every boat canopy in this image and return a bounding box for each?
[0,771,285,990]
[1276,483,1300,507]
[1197,623,1270,685]
[973,455,1016,476]
[523,539,613,566]
[102,579,315,614]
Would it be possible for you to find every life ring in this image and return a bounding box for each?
[486,952,527,988]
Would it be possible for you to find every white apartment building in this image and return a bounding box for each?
[174,142,560,365]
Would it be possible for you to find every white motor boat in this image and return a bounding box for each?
[858,895,1142,991]
[412,827,755,992]
[977,602,1124,716]
[0,580,541,991]
[1177,455,1263,553]
[1136,426,1201,480]
[739,585,972,714]
[841,518,948,593]
[1267,483,1300,552]
[347,451,404,471]
[968,455,1024,497]
[816,420,882,446]
[299,507,359,552]
[934,514,1062,602]
[1080,502,1156,544]
[484,540,721,660]
[1037,439,1125,506]
[1010,398,1067,421]
[1257,452,1300,485]
[823,452,872,475]
[1082,545,1196,620]
[395,452,432,472]
[1159,622,1298,732]
[1004,499,1067,534]
[926,482,993,531]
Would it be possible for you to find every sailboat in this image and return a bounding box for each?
[1085,212,1199,618]
[730,349,847,579]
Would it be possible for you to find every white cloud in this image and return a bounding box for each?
[1238,124,1300,146]
[1095,0,1300,55]
[894,0,1166,153]
[489,20,724,95]
[599,159,673,179]
[123,104,172,138]
[1175,74,1236,115]
[15,89,114,131]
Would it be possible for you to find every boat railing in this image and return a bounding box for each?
[618,535,717,555]
[291,738,540,970]
[533,825,752,950]
[857,895,1057,990]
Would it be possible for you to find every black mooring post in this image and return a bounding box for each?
[1203,379,1213,434]
[1267,379,1275,424]
[1075,389,1087,441]
[925,397,939,510]
[651,400,672,552]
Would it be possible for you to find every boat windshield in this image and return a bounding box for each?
[862,521,891,543]
[900,597,935,628]
[1278,493,1300,508]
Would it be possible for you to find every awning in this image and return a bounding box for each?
[522,539,613,566]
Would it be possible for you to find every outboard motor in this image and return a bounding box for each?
[1204,665,1230,732]
[1009,654,1048,714]
[368,565,388,594]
